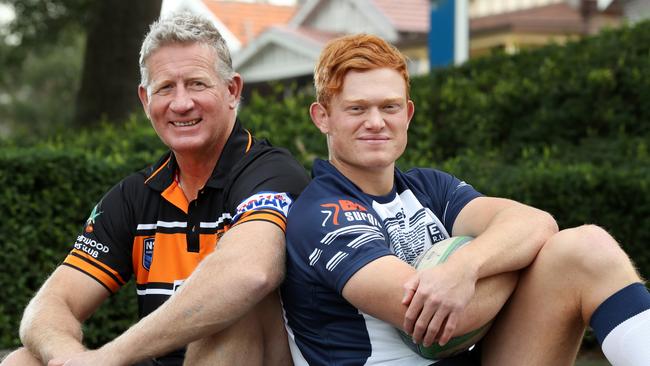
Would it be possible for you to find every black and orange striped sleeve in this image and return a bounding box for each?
[61,176,137,293]
[63,249,126,293]
[227,145,310,234]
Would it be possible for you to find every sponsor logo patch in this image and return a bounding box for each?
[427,223,446,244]
[84,204,103,233]
[320,199,370,226]
[142,237,154,270]
[235,192,293,218]
[74,235,110,258]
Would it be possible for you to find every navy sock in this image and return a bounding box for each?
[589,282,650,365]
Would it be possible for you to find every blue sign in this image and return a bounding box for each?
[429,0,468,68]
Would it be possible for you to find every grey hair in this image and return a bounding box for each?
[139,11,235,90]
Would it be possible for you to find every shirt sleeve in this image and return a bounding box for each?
[61,179,135,294]
[286,193,393,294]
[227,146,310,232]
[411,168,483,234]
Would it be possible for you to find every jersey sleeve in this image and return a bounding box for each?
[62,179,135,294]
[411,168,483,234]
[227,147,310,232]
[286,193,393,294]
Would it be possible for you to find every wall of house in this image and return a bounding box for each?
[401,45,430,75]
[469,0,564,18]
[624,0,650,23]
[303,0,385,35]
[469,32,578,57]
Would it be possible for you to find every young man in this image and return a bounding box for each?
[2,12,309,366]
[281,34,650,365]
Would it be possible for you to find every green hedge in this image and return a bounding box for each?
[1,147,647,349]
[441,156,650,278]
[1,20,649,350]
[238,21,650,169]
[0,149,135,347]
[404,20,650,165]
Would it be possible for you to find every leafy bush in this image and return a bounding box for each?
[403,20,650,165]
[1,19,649,351]
[440,156,650,279]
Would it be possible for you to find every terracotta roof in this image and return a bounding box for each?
[202,0,297,45]
[370,0,429,33]
[471,2,585,35]
[276,25,342,46]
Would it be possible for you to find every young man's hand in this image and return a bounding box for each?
[402,260,478,347]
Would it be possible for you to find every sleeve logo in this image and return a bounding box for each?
[84,203,103,233]
[234,192,293,219]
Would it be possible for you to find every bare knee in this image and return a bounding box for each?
[539,225,641,320]
[541,225,634,274]
[1,347,42,366]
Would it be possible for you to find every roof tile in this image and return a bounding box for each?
[203,0,297,45]
[370,0,429,33]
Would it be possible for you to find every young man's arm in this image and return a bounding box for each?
[56,220,286,366]
[343,196,557,347]
[19,266,110,363]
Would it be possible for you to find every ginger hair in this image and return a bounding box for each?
[313,34,410,108]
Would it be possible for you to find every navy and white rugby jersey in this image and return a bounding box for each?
[282,159,482,366]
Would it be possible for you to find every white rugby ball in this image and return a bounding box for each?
[399,236,492,359]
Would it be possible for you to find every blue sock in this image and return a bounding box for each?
[589,282,650,365]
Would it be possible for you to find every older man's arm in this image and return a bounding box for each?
[18,266,110,364]
[57,220,285,366]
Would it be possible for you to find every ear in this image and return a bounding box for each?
[309,102,330,134]
[138,85,151,119]
[405,99,415,129]
[227,73,243,109]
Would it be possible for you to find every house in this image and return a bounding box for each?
[469,0,622,57]
[232,0,431,84]
[162,0,645,86]
[601,0,650,23]
[160,0,298,54]
[467,0,650,57]
[201,0,297,47]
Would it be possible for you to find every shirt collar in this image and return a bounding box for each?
[145,119,252,191]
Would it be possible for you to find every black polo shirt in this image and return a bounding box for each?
[63,119,309,329]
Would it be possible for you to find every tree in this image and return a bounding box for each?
[75,0,162,125]
[1,0,162,131]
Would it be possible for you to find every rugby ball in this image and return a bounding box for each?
[399,236,492,359]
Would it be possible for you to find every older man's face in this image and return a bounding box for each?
[139,42,241,158]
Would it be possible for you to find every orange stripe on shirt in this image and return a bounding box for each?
[144,156,171,185]
[134,233,208,284]
[234,210,287,232]
[69,249,125,284]
[63,253,121,293]
[245,129,253,153]
[132,233,219,285]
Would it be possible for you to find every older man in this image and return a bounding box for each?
[2,12,309,366]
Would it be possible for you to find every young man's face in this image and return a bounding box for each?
[311,67,414,175]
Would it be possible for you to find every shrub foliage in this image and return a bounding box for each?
[1,20,648,349]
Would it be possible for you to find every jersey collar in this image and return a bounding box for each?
[145,119,253,191]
